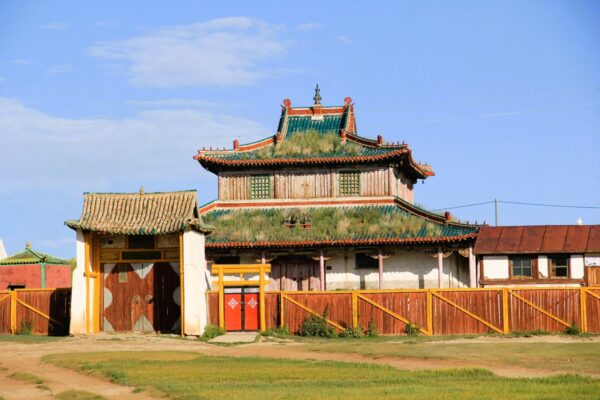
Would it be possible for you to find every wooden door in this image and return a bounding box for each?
[224,289,243,331]
[269,256,320,291]
[243,288,259,331]
[103,262,180,333]
[586,267,600,286]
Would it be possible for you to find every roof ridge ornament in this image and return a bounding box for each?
[313,84,322,106]
[26,240,31,250]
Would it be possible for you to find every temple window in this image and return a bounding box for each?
[249,175,272,199]
[549,255,569,278]
[339,171,360,197]
[510,256,532,278]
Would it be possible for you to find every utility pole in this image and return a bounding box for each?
[495,198,499,226]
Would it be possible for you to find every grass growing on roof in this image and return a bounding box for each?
[203,205,469,243]
[44,351,600,399]
[239,131,365,159]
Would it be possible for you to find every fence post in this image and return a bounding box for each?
[426,289,433,335]
[502,288,509,334]
[10,290,17,335]
[352,291,358,329]
[279,292,285,329]
[580,288,588,333]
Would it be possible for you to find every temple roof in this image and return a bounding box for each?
[0,242,70,266]
[65,189,213,235]
[200,197,478,249]
[195,92,434,179]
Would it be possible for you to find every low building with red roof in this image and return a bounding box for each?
[474,225,600,286]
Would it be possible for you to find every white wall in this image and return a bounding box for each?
[482,256,509,279]
[538,256,548,278]
[325,250,469,289]
[182,229,208,336]
[570,255,584,279]
[69,229,87,335]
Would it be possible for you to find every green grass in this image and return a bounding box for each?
[298,338,600,376]
[44,351,600,400]
[9,372,45,385]
[0,334,65,344]
[54,390,106,400]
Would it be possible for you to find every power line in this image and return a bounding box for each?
[433,199,600,211]
[499,200,600,210]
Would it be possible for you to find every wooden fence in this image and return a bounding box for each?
[0,289,71,335]
[208,287,600,335]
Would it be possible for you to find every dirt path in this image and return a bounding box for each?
[0,334,597,399]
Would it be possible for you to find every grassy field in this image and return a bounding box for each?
[45,351,600,400]
[294,337,600,376]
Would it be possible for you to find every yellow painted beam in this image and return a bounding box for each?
[16,298,66,328]
[92,235,101,333]
[279,292,285,328]
[585,289,600,302]
[509,290,571,328]
[426,290,433,335]
[84,233,91,335]
[10,291,17,335]
[502,288,510,334]
[259,264,266,332]
[282,294,345,331]
[580,288,588,333]
[218,268,224,330]
[357,293,429,335]
[431,290,504,334]
[179,232,185,337]
[351,291,358,329]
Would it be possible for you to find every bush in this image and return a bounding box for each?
[404,321,420,336]
[262,326,290,337]
[339,326,363,338]
[299,315,335,338]
[564,323,581,336]
[17,321,33,335]
[365,319,378,337]
[202,324,226,339]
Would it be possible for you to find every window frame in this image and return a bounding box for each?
[338,171,361,197]
[509,256,534,279]
[249,174,272,199]
[548,254,570,278]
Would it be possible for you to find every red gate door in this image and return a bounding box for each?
[244,288,259,331]
[224,288,242,331]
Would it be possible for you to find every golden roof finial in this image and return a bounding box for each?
[139,186,145,195]
[26,240,31,249]
[313,84,322,105]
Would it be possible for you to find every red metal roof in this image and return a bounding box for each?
[474,225,600,254]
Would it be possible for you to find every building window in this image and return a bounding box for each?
[250,175,271,199]
[549,255,569,278]
[339,172,360,197]
[117,264,128,283]
[510,256,532,278]
[214,256,240,264]
[355,253,378,269]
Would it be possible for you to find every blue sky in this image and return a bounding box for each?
[0,1,599,259]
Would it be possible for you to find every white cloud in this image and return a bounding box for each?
[336,35,352,45]
[45,65,72,74]
[11,59,31,65]
[127,98,223,109]
[87,17,286,88]
[41,22,69,31]
[296,22,322,31]
[0,97,267,193]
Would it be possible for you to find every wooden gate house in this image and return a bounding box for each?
[65,189,213,336]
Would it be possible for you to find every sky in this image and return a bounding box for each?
[0,1,599,259]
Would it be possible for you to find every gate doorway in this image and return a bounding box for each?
[103,262,180,333]
[270,256,320,291]
[211,263,270,332]
[224,287,259,331]
[586,267,600,286]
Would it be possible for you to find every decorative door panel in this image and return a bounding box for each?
[243,290,259,331]
[103,262,180,333]
[269,256,320,291]
[224,292,242,331]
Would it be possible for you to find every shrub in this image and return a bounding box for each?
[365,319,378,337]
[564,323,581,336]
[202,324,226,339]
[17,321,33,335]
[339,326,363,338]
[404,321,420,336]
[299,314,335,338]
[262,326,290,337]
